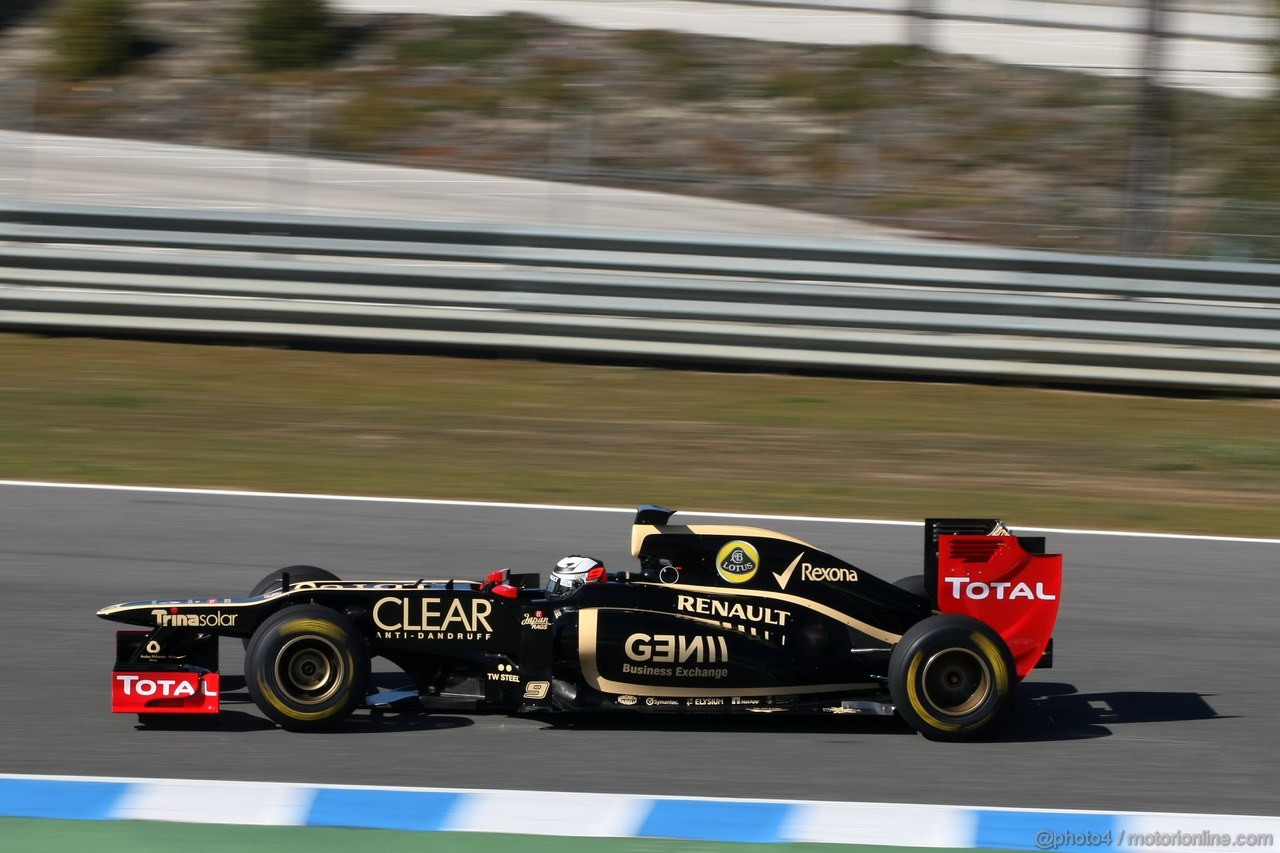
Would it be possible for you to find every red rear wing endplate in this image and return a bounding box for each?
[935,534,1063,679]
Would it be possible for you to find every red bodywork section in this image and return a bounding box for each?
[936,535,1063,679]
[111,671,220,714]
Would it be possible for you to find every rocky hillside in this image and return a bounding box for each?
[1,1,1275,257]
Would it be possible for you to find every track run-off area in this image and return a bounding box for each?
[0,478,1278,848]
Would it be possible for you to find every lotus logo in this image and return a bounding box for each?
[715,540,759,585]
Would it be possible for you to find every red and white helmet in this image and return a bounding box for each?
[546,555,606,599]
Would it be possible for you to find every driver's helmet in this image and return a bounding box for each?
[546,555,606,599]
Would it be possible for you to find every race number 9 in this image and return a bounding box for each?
[523,681,550,700]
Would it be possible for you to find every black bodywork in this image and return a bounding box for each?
[99,505,1056,728]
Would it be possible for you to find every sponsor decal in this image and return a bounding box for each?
[372,596,495,640]
[688,697,724,707]
[944,577,1056,601]
[625,633,728,664]
[772,552,803,590]
[622,632,730,680]
[616,694,638,706]
[731,697,762,706]
[770,553,860,589]
[675,595,790,626]
[112,672,220,715]
[645,697,680,707]
[114,674,218,698]
[800,564,859,583]
[151,609,238,628]
[521,610,551,631]
[676,594,790,644]
[487,663,520,683]
[715,541,759,585]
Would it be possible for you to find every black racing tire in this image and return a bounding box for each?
[888,613,1015,742]
[244,604,370,732]
[248,565,340,598]
[892,574,928,601]
[243,566,341,649]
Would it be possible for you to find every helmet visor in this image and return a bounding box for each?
[546,573,584,599]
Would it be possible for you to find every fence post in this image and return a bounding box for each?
[907,0,934,50]
[1124,0,1171,255]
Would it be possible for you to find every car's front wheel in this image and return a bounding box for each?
[242,565,342,649]
[888,613,1015,741]
[245,604,369,732]
[248,565,340,598]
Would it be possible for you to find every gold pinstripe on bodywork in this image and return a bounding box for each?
[577,608,879,698]
[632,581,902,645]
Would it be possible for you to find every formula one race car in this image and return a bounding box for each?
[98,506,1062,741]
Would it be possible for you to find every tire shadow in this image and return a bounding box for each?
[994,681,1224,742]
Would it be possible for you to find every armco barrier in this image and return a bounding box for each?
[2,204,1278,392]
[0,774,1277,849]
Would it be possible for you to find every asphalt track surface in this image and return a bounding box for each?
[2,482,1277,816]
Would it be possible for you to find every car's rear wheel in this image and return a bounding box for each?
[888,614,1014,741]
[245,604,369,732]
[892,574,928,601]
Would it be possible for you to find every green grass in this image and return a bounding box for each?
[0,818,1025,853]
[395,13,545,65]
[1,334,1277,537]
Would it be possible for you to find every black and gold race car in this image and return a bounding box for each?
[98,505,1062,741]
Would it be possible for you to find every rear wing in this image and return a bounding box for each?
[923,518,1042,605]
[925,519,1062,679]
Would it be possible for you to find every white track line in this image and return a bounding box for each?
[1,479,1277,545]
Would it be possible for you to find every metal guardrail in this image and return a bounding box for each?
[1,203,1278,392]
[695,0,1277,44]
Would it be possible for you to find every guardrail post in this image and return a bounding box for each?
[1125,0,1172,255]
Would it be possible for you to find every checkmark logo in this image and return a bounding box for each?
[773,552,803,590]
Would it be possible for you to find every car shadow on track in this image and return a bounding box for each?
[135,709,478,734]
[537,712,918,737]
[142,677,1221,741]
[526,682,1224,743]
[135,674,477,734]
[996,681,1224,742]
